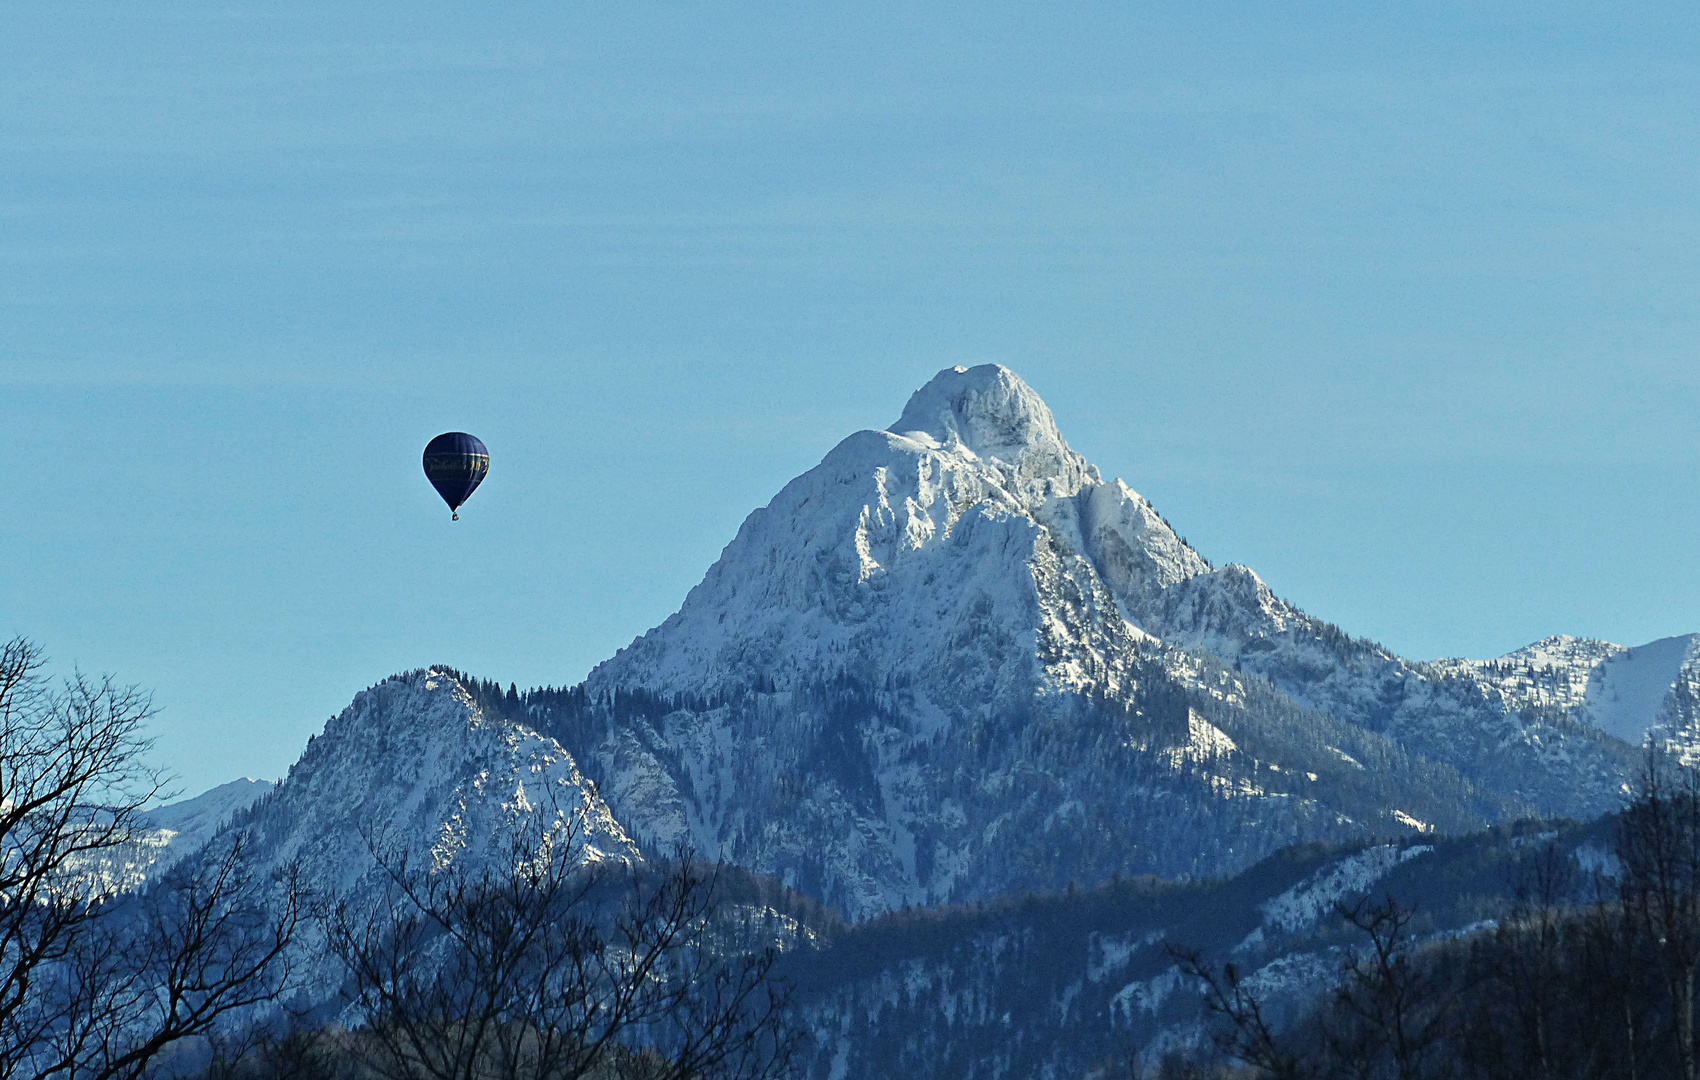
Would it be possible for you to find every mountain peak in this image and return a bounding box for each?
[888,364,1097,505]
[891,365,1061,460]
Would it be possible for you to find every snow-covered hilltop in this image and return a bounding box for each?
[231,669,636,907]
[589,363,1154,709]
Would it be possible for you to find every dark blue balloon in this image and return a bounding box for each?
[422,432,489,519]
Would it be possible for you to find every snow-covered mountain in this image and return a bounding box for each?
[1422,633,1700,751]
[226,669,636,918]
[513,364,1648,918]
[137,778,277,873]
[130,363,1695,1078]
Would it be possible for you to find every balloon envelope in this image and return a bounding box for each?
[422,432,489,514]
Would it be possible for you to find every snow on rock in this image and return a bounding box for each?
[1088,928,1167,982]
[890,363,1098,504]
[1392,810,1434,834]
[1327,747,1365,771]
[1425,633,1700,752]
[1241,951,1339,1000]
[1258,844,1433,936]
[230,669,636,904]
[1573,843,1622,879]
[1113,966,1189,1021]
[1163,709,1237,767]
[1036,478,1211,635]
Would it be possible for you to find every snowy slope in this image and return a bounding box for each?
[1588,635,1700,743]
[137,778,277,873]
[73,778,278,894]
[1424,633,1700,748]
[1138,567,1639,815]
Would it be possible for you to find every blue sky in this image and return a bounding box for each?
[4,1,1697,795]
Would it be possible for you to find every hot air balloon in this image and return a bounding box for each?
[422,432,489,520]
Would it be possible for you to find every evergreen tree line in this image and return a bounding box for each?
[1164,755,1700,1080]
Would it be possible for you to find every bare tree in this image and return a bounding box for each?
[201,1022,338,1080]
[1462,844,1575,1080]
[1617,751,1700,1080]
[1168,945,1309,1080]
[0,638,167,1072]
[0,637,306,1080]
[1327,896,1454,1080]
[1172,893,1457,1080]
[327,795,791,1080]
[33,835,307,1080]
